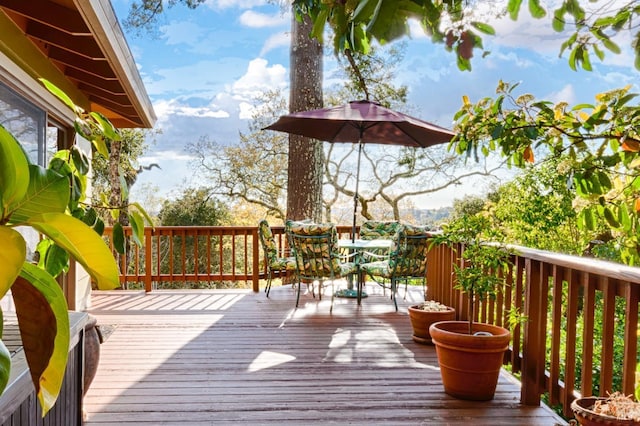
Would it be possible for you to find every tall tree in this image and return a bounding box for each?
[189,91,289,221]
[91,128,157,226]
[287,9,324,221]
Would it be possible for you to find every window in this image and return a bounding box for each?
[0,81,47,165]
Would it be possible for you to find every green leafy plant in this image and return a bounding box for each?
[636,362,640,402]
[452,82,640,266]
[0,79,148,415]
[432,213,513,334]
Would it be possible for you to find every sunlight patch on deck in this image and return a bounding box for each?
[247,350,296,372]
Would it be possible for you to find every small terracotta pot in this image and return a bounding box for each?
[571,397,638,425]
[407,305,455,344]
[429,320,511,401]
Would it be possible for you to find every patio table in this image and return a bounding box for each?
[336,238,393,303]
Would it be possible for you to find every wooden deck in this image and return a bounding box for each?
[83,284,568,425]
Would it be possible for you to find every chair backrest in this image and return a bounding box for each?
[389,224,429,278]
[258,219,280,267]
[360,220,401,240]
[286,221,340,279]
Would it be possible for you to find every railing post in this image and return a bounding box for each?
[521,258,545,405]
[144,227,152,293]
[252,229,260,292]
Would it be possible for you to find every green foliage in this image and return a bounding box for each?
[297,1,640,71]
[189,90,289,221]
[432,213,513,333]
[636,362,640,401]
[158,187,230,226]
[294,0,493,71]
[489,159,584,254]
[91,128,152,201]
[124,0,207,34]
[0,80,127,414]
[451,195,485,220]
[453,82,640,265]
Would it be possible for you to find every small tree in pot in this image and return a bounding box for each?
[428,213,515,401]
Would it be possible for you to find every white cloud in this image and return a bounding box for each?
[231,58,287,98]
[239,10,287,28]
[490,50,535,68]
[260,32,290,56]
[142,57,249,96]
[545,84,576,105]
[205,0,269,10]
[159,21,205,45]
[238,101,255,119]
[151,99,229,130]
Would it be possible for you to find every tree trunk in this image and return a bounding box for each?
[286,9,323,222]
[108,139,122,227]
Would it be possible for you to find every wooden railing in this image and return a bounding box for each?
[103,225,353,292]
[426,242,640,418]
[103,225,639,418]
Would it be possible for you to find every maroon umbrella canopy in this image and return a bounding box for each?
[264,100,455,147]
[265,100,456,241]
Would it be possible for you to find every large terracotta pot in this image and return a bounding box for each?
[429,320,511,401]
[407,305,455,344]
[83,314,102,396]
[571,397,638,425]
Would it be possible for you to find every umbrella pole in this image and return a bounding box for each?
[352,138,363,243]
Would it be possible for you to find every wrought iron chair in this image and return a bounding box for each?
[359,220,401,241]
[358,220,401,293]
[258,219,296,297]
[286,221,358,312]
[360,224,429,311]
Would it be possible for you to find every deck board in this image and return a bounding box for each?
[83,285,567,425]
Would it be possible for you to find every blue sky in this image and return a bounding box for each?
[110,0,637,210]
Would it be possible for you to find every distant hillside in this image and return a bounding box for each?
[412,207,452,228]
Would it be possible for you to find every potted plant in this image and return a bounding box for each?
[407,300,455,344]
[428,213,514,401]
[0,80,150,415]
[571,393,640,425]
[570,363,640,425]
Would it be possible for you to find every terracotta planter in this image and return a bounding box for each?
[429,320,511,401]
[83,314,102,396]
[571,397,638,425]
[407,305,455,344]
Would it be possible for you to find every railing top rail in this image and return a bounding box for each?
[509,244,640,284]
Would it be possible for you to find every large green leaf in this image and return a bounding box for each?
[9,165,69,224]
[0,339,11,397]
[39,79,76,112]
[26,213,120,290]
[14,263,69,416]
[0,125,29,219]
[0,227,25,299]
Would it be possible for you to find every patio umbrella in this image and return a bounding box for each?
[264,100,455,241]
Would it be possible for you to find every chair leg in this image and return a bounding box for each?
[403,279,409,301]
[265,270,272,297]
[295,278,302,308]
[357,272,362,306]
[329,280,335,313]
[391,279,398,312]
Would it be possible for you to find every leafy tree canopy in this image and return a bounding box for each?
[294,0,640,71]
[158,187,230,226]
[453,81,640,265]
